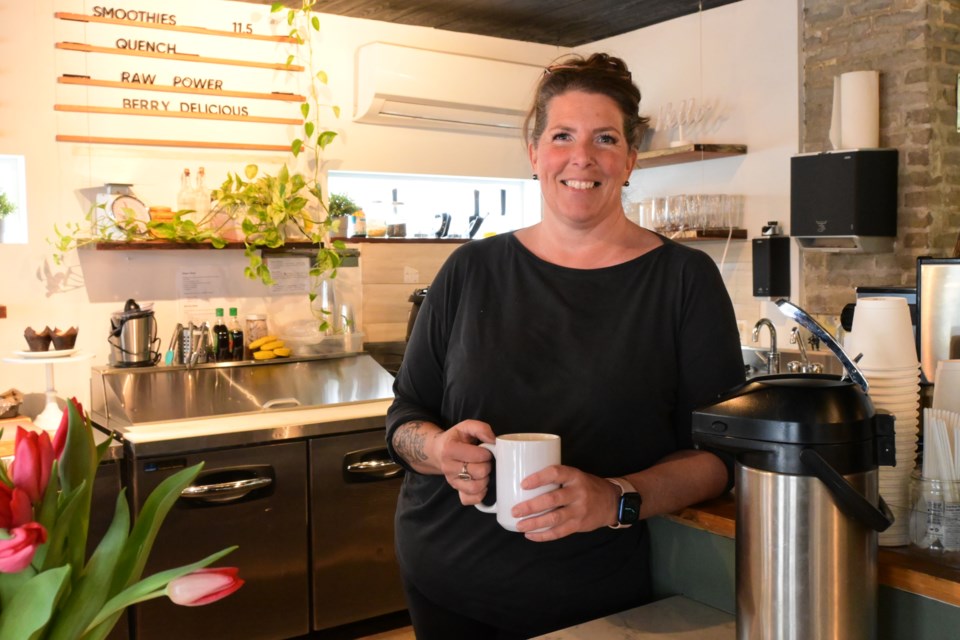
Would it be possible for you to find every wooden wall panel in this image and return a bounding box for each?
[359,243,459,342]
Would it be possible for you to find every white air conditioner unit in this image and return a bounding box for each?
[354,42,543,136]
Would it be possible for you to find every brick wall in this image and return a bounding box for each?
[799,0,960,315]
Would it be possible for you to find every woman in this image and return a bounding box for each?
[386,52,745,639]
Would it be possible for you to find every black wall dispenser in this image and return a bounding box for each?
[753,221,791,298]
[790,149,898,252]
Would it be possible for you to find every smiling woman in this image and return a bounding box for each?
[385,52,744,640]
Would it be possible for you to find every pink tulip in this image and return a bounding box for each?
[10,427,55,504]
[0,522,47,573]
[0,484,33,530]
[52,397,84,459]
[166,567,244,607]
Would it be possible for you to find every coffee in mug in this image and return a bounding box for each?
[474,433,561,532]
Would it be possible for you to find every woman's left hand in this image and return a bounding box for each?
[511,465,617,541]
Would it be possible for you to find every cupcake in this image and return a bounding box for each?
[51,326,79,350]
[24,326,52,351]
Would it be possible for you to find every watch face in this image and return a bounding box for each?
[619,493,642,524]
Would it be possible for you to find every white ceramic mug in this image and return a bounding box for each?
[474,433,560,532]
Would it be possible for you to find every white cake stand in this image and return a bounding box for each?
[3,351,95,431]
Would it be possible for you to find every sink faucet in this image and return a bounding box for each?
[752,318,780,375]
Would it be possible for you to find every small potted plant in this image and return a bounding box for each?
[326,193,359,239]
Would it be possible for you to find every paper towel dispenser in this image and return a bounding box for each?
[790,149,898,252]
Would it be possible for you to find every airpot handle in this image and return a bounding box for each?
[799,448,894,532]
[776,298,869,393]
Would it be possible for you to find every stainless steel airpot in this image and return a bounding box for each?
[693,299,895,640]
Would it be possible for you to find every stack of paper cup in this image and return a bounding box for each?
[845,297,920,546]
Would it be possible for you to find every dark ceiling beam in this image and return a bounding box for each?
[240,0,742,47]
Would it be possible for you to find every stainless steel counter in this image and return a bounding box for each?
[89,353,396,456]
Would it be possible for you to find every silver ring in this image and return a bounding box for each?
[457,462,473,481]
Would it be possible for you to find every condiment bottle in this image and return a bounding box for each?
[228,307,244,361]
[213,308,230,361]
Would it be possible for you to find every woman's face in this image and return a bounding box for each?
[529,90,637,229]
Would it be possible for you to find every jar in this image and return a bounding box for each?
[909,469,960,559]
[244,314,268,359]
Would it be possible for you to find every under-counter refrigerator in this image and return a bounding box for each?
[128,441,310,640]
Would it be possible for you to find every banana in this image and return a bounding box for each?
[273,347,292,357]
[249,335,278,350]
[253,350,277,360]
[259,340,285,352]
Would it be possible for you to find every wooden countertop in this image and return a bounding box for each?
[666,494,960,607]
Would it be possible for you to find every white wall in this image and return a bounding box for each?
[586,0,801,342]
[0,0,800,418]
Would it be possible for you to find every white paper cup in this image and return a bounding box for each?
[847,297,919,370]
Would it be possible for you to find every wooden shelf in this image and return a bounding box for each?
[58,75,305,103]
[672,228,747,241]
[56,135,292,152]
[635,143,747,169]
[88,240,358,257]
[56,42,304,72]
[55,104,302,126]
[55,12,299,44]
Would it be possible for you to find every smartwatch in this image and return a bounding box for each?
[606,477,642,529]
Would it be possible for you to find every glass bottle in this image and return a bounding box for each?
[213,308,230,361]
[194,166,211,223]
[228,307,244,361]
[176,168,193,217]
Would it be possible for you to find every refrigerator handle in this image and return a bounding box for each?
[180,476,273,503]
[344,447,403,481]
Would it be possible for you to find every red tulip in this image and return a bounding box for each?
[0,522,47,573]
[0,484,33,530]
[53,397,83,459]
[10,427,55,504]
[166,567,244,607]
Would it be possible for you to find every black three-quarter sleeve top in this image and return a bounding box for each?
[386,232,745,635]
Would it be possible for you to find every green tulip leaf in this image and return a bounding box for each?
[40,481,88,574]
[0,566,71,640]
[108,464,204,596]
[45,493,131,640]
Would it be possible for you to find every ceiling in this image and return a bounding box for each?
[257,0,741,48]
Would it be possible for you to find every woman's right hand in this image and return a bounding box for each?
[433,419,496,505]
[393,418,496,505]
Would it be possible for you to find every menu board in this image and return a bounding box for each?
[54,1,306,151]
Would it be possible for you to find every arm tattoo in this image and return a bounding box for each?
[393,421,430,465]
